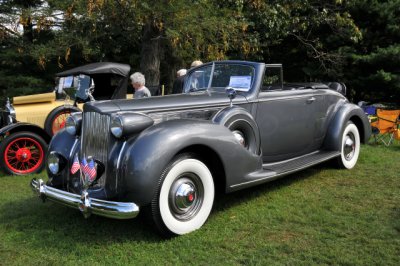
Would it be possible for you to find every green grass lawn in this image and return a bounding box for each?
[0,144,399,265]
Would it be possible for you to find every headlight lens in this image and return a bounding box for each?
[110,112,154,138]
[65,113,82,135]
[48,152,60,174]
[110,116,123,138]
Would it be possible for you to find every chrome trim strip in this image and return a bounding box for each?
[69,138,79,160]
[115,141,127,190]
[31,178,139,219]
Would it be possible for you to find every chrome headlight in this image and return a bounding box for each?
[5,98,16,125]
[65,112,82,135]
[48,152,63,175]
[110,116,123,138]
[110,112,154,139]
[5,98,15,118]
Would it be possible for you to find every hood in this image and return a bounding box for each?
[83,91,247,115]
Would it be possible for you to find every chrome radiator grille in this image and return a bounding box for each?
[81,112,111,186]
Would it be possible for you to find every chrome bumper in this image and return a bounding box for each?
[31,178,139,219]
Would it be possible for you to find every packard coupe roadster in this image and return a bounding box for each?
[31,60,371,236]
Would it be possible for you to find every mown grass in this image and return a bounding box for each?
[0,144,399,265]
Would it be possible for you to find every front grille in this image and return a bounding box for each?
[81,112,111,187]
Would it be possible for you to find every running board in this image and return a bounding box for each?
[230,150,340,190]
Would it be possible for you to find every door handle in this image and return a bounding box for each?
[306,97,316,104]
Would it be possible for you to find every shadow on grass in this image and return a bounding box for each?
[0,162,332,247]
[213,161,332,213]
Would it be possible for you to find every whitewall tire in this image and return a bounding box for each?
[151,154,215,236]
[337,122,360,169]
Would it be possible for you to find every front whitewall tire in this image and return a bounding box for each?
[152,155,215,236]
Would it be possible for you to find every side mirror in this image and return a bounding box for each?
[225,87,237,107]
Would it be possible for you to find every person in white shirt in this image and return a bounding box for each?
[130,72,151,98]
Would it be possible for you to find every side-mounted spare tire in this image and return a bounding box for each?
[44,105,81,136]
[212,106,261,155]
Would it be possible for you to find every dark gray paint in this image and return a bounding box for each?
[46,60,371,208]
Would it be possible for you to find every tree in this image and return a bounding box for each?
[341,0,400,103]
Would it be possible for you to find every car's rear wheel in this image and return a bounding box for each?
[0,131,47,175]
[337,121,360,169]
[151,153,215,236]
[44,105,80,136]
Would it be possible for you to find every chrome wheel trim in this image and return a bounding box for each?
[169,174,204,221]
[232,130,246,147]
[343,133,355,161]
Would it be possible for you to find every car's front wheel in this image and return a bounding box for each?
[337,121,360,169]
[0,131,47,175]
[151,154,215,236]
[44,105,81,136]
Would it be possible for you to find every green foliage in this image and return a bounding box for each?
[341,0,400,102]
[0,0,399,102]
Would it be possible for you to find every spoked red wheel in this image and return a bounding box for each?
[51,111,71,135]
[44,105,81,136]
[0,132,47,175]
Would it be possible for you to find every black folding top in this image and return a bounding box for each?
[56,62,130,77]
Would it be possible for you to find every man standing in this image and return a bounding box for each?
[130,72,151,98]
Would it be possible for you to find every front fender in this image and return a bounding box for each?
[47,129,79,187]
[323,103,371,151]
[0,122,51,143]
[120,119,262,206]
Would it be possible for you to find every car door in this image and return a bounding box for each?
[255,88,319,163]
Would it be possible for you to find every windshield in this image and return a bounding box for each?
[56,74,92,100]
[184,63,255,93]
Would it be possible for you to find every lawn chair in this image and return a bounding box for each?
[370,109,400,146]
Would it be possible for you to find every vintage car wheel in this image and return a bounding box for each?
[0,131,47,175]
[337,122,360,169]
[44,105,81,136]
[151,154,215,236]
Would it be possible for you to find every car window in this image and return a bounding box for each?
[185,65,212,92]
[75,74,92,100]
[184,63,255,93]
[262,65,283,91]
[211,64,254,92]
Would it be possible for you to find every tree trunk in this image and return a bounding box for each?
[140,21,162,87]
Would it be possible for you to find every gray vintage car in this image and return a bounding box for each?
[31,60,371,236]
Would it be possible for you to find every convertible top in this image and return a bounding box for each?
[56,62,130,77]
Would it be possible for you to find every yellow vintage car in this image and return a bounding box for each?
[0,62,133,175]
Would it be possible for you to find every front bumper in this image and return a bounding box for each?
[31,178,139,219]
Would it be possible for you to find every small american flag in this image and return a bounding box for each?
[81,157,96,181]
[86,159,97,181]
[70,153,80,174]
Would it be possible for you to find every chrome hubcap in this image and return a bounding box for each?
[232,130,246,147]
[343,133,355,161]
[169,174,203,221]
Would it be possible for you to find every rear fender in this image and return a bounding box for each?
[323,103,371,151]
[121,119,262,206]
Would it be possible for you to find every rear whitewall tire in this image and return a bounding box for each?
[337,122,360,169]
[152,154,215,236]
